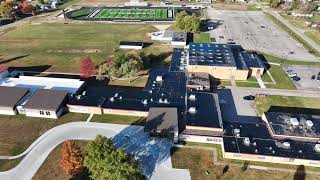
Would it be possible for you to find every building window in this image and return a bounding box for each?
[46,111,51,116]
[40,111,44,115]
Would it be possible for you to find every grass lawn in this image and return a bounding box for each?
[264,12,320,57]
[193,33,211,43]
[254,95,320,116]
[0,113,88,156]
[236,81,260,88]
[171,147,310,180]
[213,3,261,11]
[0,23,157,73]
[33,141,89,180]
[265,65,296,90]
[305,31,320,46]
[91,114,145,125]
[109,76,148,87]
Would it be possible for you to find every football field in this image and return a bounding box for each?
[94,8,169,20]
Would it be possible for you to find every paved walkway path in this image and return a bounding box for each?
[0,122,190,180]
[256,76,266,89]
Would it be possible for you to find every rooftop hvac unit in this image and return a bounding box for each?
[243,137,250,146]
[233,128,240,135]
[189,94,196,101]
[164,99,169,104]
[306,120,314,128]
[114,93,119,98]
[82,91,86,96]
[314,144,320,153]
[158,98,164,103]
[254,149,258,153]
[156,76,163,82]
[188,107,196,114]
[283,142,291,148]
[142,99,148,105]
[290,117,299,126]
[119,96,122,100]
[109,97,115,102]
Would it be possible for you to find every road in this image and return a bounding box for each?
[0,122,190,180]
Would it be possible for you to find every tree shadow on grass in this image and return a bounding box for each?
[293,165,306,180]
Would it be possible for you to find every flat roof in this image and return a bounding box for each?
[170,48,185,72]
[0,86,29,108]
[172,32,187,42]
[145,107,178,133]
[119,41,144,46]
[229,44,265,69]
[186,92,223,128]
[0,76,84,94]
[187,72,210,88]
[24,89,68,111]
[265,111,320,138]
[188,43,237,67]
[223,120,320,161]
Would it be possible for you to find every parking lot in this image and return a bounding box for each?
[206,8,319,62]
[282,65,320,90]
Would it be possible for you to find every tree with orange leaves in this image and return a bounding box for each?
[60,140,84,176]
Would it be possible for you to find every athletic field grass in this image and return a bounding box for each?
[94,8,168,19]
[0,23,158,72]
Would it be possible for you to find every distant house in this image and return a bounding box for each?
[0,86,30,115]
[24,89,68,119]
[119,41,144,50]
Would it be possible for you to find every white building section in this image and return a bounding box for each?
[0,76,84,94]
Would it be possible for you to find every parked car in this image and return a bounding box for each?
[311,75,316,80]
[243,95,255,101]
[317,76,320,81]
[291,76,301,81]
[288,72,297,77]
[286,70,293,73]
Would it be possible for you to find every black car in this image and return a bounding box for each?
[311,75,316,80]
[317,76,320,81]
[243,95,255,101]
[291,76,301,81]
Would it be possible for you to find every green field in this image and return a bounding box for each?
[254,95,320,116]
[0,23,157,72]
[94,8,168,20]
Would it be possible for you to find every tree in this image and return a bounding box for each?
[0,1,13,19]
[175,11,187,30]
[80,57,95,78]
[60,141,84,176]
[269,0,281,8]
[175,11,200,33]
[83,135,144,180]
[20,1,33,14]
[97,50,144,79]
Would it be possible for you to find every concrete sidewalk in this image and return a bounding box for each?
[0,122,190,180]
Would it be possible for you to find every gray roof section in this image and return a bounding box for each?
[145,107,178,133]
[24,89,68,111]
[172,32,187,42]
[0,86,29,108]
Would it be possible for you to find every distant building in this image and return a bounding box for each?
[151,31,187,46]
[119,41,144,50]
[186,43,265,80]
[0,86,29,115]
[24,89,68,119]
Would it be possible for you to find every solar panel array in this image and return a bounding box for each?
[188,43,237,67]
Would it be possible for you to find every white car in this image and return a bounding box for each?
[288,72,297,77]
